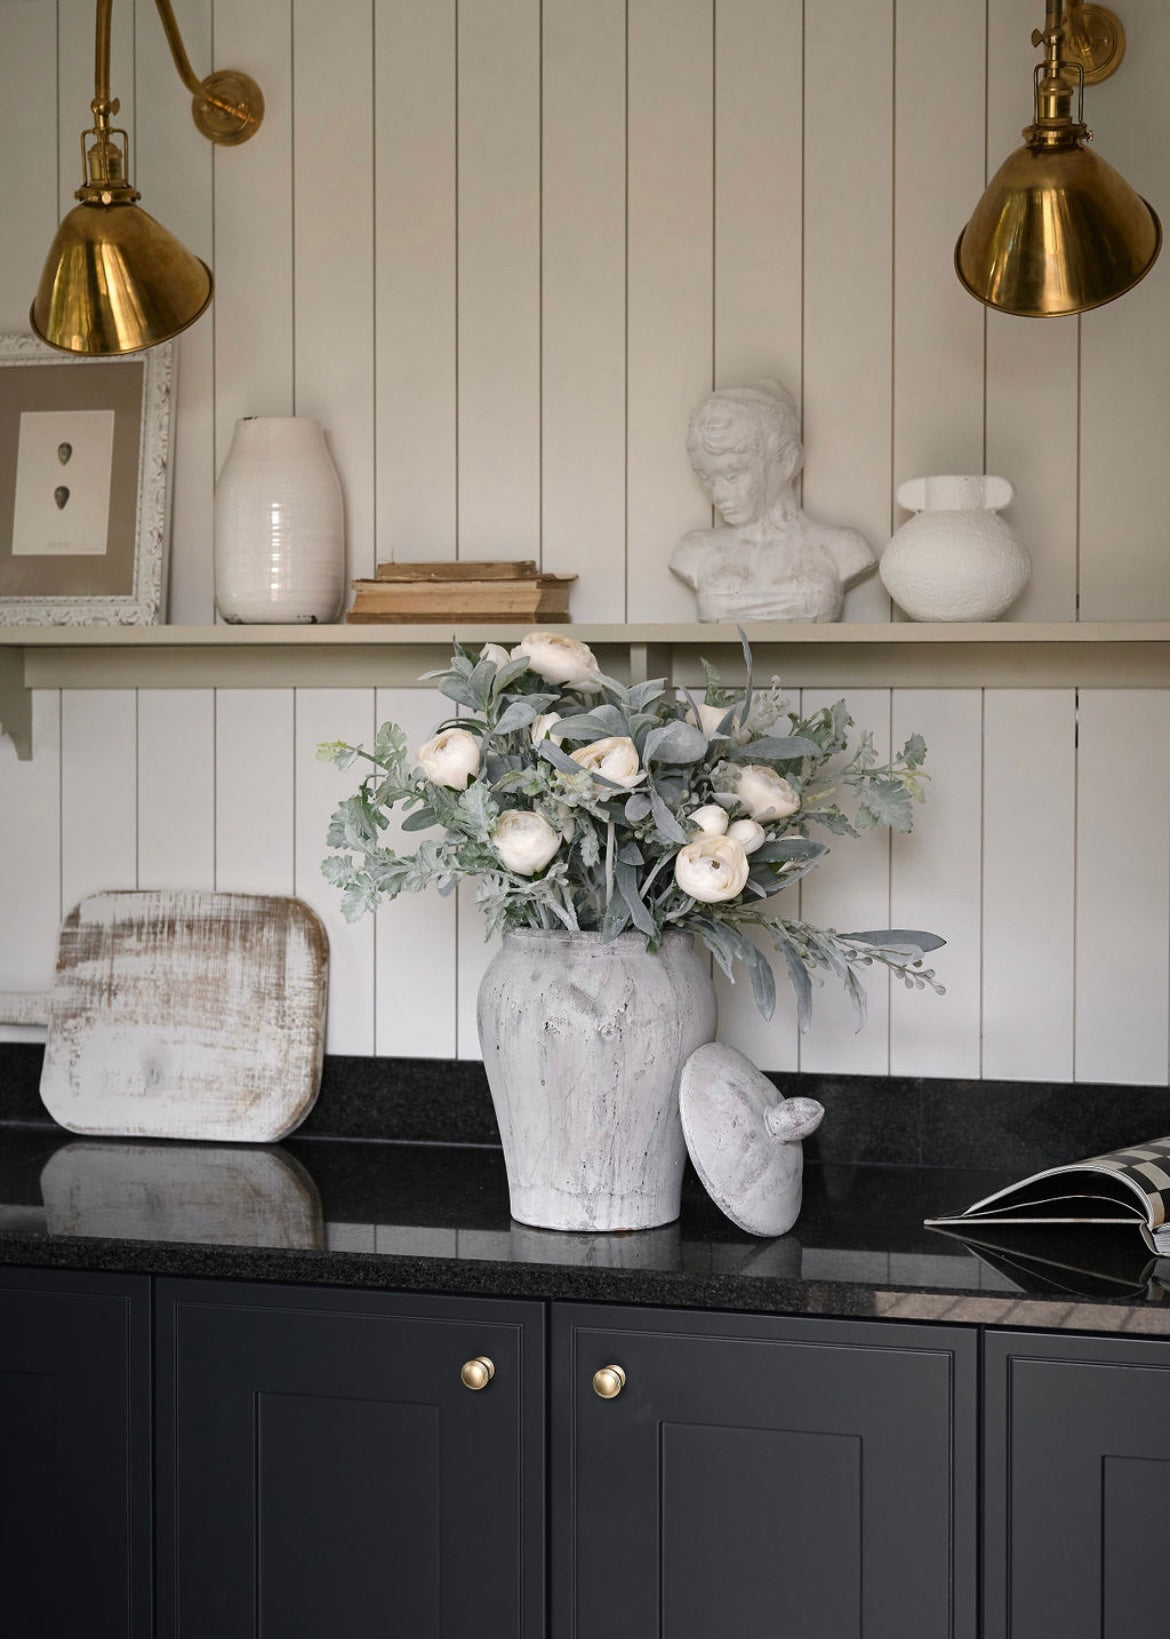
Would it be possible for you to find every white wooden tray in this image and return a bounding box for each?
[38,891,329,1142]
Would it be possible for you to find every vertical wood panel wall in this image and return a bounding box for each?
[2,0,1169,1085]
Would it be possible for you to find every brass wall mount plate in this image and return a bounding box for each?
[193,70,264,145]
[1063,2,1126,84]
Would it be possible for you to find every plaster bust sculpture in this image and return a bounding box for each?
[672,379,876,623]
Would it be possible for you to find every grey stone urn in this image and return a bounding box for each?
[477,929,717,1232]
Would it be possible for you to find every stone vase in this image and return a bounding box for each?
[880,474,1030,622]
[477,929,717,1232]
[214,416,346,624]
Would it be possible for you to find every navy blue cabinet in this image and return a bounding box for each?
[985,1329,1170,1639]
[552,1303,978,1639]
[155,1280,545,1639]
[0,1267,151,1639]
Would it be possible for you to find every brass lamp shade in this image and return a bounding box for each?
[31,198,213,356]
[956,140,1162,317]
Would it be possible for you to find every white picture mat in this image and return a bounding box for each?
[11,409,115,557]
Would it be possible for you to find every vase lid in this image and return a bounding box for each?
[679,1042,823,1237]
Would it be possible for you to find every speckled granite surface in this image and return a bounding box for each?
[1,1119,1168,1334]
[5,1042,1170,1170]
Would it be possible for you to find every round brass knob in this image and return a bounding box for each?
[592,1364,626,1400]
[460,1356,495,1391]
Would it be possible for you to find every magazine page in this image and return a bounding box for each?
[924,1136,1170,1250]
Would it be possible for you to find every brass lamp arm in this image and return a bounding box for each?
[153,0,205,98]
[90,0,263,145]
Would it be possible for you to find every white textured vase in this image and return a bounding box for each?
[214,416,346,624]
[477,929,718,1232]
[880,475,1030,622]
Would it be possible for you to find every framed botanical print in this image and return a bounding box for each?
[0,333,173,625]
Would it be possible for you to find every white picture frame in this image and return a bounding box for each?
[0,333,174,626]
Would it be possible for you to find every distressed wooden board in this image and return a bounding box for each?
[40,891,329,1142]
[40,1141,325,1250]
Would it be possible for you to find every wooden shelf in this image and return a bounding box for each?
[3,621,1169,761]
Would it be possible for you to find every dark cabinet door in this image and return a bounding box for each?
[0,1266,151,1639]
[985,1328,1170,1639]
[552,1302,977,1639]
[156,1279,544,1639]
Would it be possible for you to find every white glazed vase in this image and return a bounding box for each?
[214,417,346,624]
[880,475,1030,622]
[477,929,718,1232]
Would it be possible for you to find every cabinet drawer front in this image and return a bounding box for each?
[157,1280,544,1639]
[985,1329,1170,1639]
[552,1304,976,1639]
[0,1267,151,1639]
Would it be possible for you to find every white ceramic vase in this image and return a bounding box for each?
[214,416,346,624]
[477,929,718,1232]
[880,475,1030,622]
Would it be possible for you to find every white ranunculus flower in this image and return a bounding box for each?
[673,835,750,903]
[734,764,801,822]
[570,735,644,789]
[531,712,564,746]
[491,809,562,876]
[688,803,729,836]
[681,694,750,741]
[512,631,602,690]
[415,727,481,790]
[480,642,512,668]
[687,699,735,736]
[726,817,766,854]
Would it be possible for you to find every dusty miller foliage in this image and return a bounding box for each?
[319,634,945,1030]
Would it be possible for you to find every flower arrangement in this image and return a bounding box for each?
[319,630,944,1028]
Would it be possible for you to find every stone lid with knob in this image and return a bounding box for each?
[679,1042,824,1239]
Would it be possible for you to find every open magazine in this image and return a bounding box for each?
[924,1135,1170,1256]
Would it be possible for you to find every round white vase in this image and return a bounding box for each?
[214,416,346,624]
[477,929,718,1232]
[880,474,1030,622]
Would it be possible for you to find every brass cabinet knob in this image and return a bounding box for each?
[460,1356,495,1391]
[592,1364,626,1400]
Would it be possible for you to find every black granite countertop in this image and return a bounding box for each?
[2,1119,1169,1335]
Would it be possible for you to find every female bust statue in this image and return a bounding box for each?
[671,379,875,623]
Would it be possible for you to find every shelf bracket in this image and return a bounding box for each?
[0,645,31,761]
[628,642,673,685]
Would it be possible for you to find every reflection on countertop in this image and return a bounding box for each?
[1,1123,1168,1334]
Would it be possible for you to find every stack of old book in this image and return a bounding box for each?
[346,560,576,623]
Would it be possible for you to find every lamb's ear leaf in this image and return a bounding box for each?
[400,807,437,832]
[615,861,655,935]
[752,838,827,864]
[769,924,813,1032]
[745,941,777,1020]
[628,679,668,710]
[643,719,709,764]
[842,928,946,953]
[491,694,560,735]
[650,789,688,844]
[730,735,820,763]
[438,675,481,710]
[600,890,632,940]
[491,657,532,693]
[738,624,754,730]
[551,705,629,740]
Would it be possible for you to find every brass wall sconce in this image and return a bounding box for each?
[956,0,1160,317]
[31,0,264,356]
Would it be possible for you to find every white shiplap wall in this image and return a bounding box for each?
[2,0,1170,1084]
